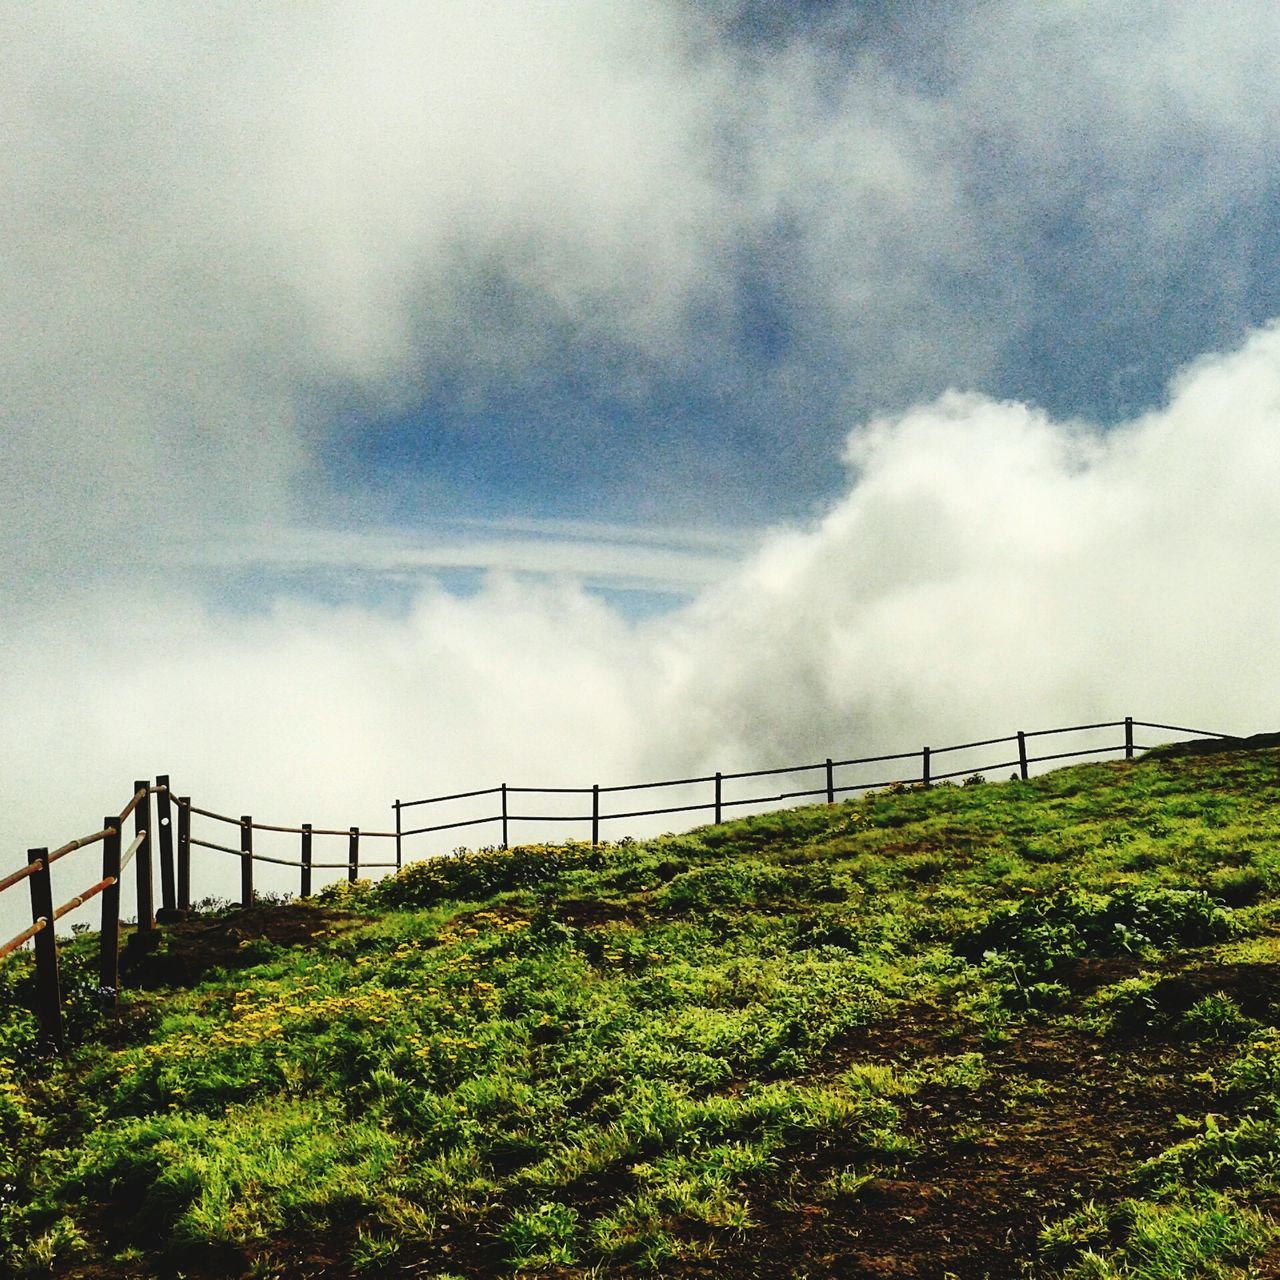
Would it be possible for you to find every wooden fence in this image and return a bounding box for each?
[0,716,1232,1051]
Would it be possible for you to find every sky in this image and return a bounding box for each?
[3,1,1279,928]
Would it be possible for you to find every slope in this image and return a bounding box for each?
[2,746,1280,1278]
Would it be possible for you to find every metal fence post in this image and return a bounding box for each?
[1017,732,1029,781]
[240,816,254,908]
[100,819,122,1001]
[922,746,931,787]
[714,772,723,825]
[348,827,360,883]
[501,784,509,849]
[1125,716,1134,759]
[133,780,154,933]
[27,848,63,1051]
[155,775,175,914]
[301,824,312,899]
[177,797,192,911]
[592,785,600,848]
[826,759,835,804]
[393,801,402,871]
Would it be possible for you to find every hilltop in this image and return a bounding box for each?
[3,746,1280,1278]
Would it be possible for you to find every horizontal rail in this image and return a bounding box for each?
[178,801,393,838]
[117,786,149,825]
[0,917,47,961]
[722,785,829,809]
[0,861,40,897]
[719,760,827,783]
[506,785,594,796]
[53,875,115,922]
[397,785,503,809]
[1132,720,1229,739]
[400,814,501,837]
[603,800,719,822]
[46,826,113,867]
[183,802,240,825]
[1022,720,1123,739]
[598,773,716,795]
[119,832,146,875]
[189,836,393,870]
[929,734,1018,755]
[1026,743,1125,767]
[508,812,593,824]
[244,820,396,838]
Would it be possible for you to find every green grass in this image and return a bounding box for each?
[3,747,1280,1276]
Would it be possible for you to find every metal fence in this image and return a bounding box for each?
[0,715,1233,1051]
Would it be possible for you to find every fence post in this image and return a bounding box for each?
[27,848,63,1051]
[1124,716,1134,759]
[714,772,723,825]
[922,746,931,787]
[393,801,402,871]
[501,784,508,849]
[155,775,175,915]
[826,759,835,804]
[591,785,600,848]
[133,780,154,933]
[240,816,254,908]
[1017,732,1029,781]
[301,824,312,899]
[100,819,122,1002]
[348,827,360,883]
[177,798,192,912]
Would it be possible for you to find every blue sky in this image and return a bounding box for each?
[3,1,1280,919]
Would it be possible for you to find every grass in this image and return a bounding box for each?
[2,745,1280,1276]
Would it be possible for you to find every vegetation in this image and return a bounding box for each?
[2,745,1280,1277]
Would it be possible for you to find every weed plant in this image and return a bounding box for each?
[1,748,1279,1276]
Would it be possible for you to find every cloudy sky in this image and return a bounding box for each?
[3,1,1278,921]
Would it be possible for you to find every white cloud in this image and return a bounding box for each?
[4,324,1279,940]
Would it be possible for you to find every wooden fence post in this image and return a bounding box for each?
[348,827,360,883]
[714,772,723,825]
[155,775,175,915]
[301,824,312,899]
[133,780,154,933]
[592,785,600,848]
[240,817,254,908]
[27,848,63,1051]
[501,784,508,849]
[99,819,122,1002]
[922,746,931,787]
[1017,732,1029,782]
[826,759,835,804]
[1125,716,1134,759]
[177,798,191,911]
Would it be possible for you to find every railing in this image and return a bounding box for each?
[0,781,166,1050]
[394,717,1228,856]
[0,716,1235,1052]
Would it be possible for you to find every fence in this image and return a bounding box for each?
[0,716,1233,1051]
[394,717,1227,853]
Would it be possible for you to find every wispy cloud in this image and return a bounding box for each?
[176,520,756,597]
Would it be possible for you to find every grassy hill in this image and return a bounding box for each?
[3,746,1280,1278]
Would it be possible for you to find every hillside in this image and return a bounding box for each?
[3,746,1280,1278]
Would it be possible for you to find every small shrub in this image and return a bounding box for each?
[1181,993,1256,1043]
[955,887,1234,975]
[500,1201,580,1265]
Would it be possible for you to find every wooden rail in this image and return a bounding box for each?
[0,716,1237,1052]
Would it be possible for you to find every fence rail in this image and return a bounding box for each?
[0,715,1237,1052]
[393,717,1229,850]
